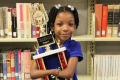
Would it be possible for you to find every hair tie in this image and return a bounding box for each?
[54,4,61,9]
[68,5,74,11]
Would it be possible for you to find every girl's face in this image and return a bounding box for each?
[53,11,75,43]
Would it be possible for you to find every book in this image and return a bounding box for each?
[21,52,24,80]
[112,5,119,37]
[24,50,31,80]
[7,8,12,38]
[2,7,8,38]
[10,51,15,80]
[16,3,24,38]
[101,6,108,37]
[95,4,103,37]
[6,54,11,80]
[11,8,17,38]
[18,51,21,80]
[106,5,114,37]
[2,54,7,80]
[14,50,19,80]
[0,54,3,80]
[23,3,31,38]
[0,7,4,38]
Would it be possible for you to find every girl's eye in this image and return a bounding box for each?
[69,23,74,26]
[57,23,63,26]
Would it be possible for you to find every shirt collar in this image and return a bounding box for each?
[62,38,71,48]
[50,38,71,49]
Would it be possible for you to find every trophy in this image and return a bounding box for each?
[30,3,67,80]
[30,3,66,59]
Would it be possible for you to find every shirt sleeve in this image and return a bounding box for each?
[69,41,83,62]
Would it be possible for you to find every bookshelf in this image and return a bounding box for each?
[2,0,118,80]
[0,0,91,80]
[90,0,120,80]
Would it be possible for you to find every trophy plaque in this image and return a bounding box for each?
[30,3,66,59]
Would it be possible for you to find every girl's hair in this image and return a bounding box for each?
[47,5,79,34]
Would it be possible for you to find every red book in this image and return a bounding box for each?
[10,51,15,80]
[95,4,103,37]
[101,6,108,37]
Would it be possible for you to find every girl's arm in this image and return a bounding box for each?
[30,57,78,79]
[57,57,78,78]
[30,60,58,79]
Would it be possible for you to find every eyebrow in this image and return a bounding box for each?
[56,20,74,22]
[69,20,74,22]
[56,20,62,22]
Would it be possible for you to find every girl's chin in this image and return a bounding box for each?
[55,36,70,41]
[60,37,69,41]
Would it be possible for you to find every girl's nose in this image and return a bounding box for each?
[63,25,69,31]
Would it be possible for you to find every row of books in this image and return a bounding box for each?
[95,4,120,38]
[0,3,47,39]
[92,54,120,80]
[0,50,41,80]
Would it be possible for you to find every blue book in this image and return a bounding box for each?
[14,50,19,80]
[2,54,7,80]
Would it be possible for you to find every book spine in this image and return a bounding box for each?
[16,3,24,38]
[7,8,12,38]
[106,5,114,37]
[18,51,21,80]
[14,50,19,80]
[0,54,3,80]
[24,3,31,38]
[101,6,108,37]
[24,50,31,80]
[21,52,24,80]
[2,7,8,38]
[2,54,7,80]
[95,4,103,37]
[112,5,119,37]
[6,54,11,80]
[11,8,17,38]
[31,25,36,38]
[10,51,15,80]
[118,5,120,37]
[0,7,4,38]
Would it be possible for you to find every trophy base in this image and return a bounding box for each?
[33,47,66,59]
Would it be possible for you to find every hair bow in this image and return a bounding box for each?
[55,4,61,9]
[68,5,74,11]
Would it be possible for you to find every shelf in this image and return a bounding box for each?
[2,36,120,42]
[77,75,91,80]
[0,38,37,42]
[71,35,93,41]
[95,37,120,41]
[0,34,93,42]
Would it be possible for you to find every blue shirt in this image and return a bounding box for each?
[35,38,83,80]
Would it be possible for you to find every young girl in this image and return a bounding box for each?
[30,4,83,80]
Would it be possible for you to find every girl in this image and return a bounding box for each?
[30,4,83,80]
